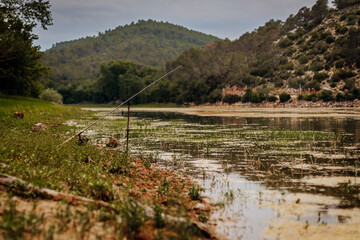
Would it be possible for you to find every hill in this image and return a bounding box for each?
[164,1,360,104]
[42,20,220,88]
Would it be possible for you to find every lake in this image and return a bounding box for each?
[80,107,360,239]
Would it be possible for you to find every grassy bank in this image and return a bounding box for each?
[0,96,211,240]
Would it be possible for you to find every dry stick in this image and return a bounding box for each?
[57,65,182,149]
[0,174,225,239]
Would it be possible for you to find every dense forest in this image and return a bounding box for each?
[42,20,219,90]
[44,0,360,105]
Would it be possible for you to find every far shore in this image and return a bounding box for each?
[83,105,360,118]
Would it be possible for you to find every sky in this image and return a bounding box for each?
[34,0,319,50]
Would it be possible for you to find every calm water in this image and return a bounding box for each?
[83,110,360,239]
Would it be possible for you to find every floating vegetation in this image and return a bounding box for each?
[75,108,360,239]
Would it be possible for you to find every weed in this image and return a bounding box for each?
[157,177,170,198]
[0,199,44,239]
[87,179,114,201]
[198,212,209,223]
[188,185,202,200]
[153,202,165,228]
[120,199,147,235]
[224,189,234,202]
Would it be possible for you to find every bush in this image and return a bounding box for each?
[208,89,222,103]
[336,92,346,102]
[279,92,291,102]
[223,94,241,104]
[268,95,278,102]
[335,59,345,68]
[298,55,309,64]
[297,94,305,100]
[318,90,334,102]
[39,88,63,104]
[325,35,335,44]
[336,26,348,34]
[310,61,324,72]
[304,93,317,101]
[278,38,293,48]
[313,72,329,81]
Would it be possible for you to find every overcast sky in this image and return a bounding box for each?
[34,0,318,50]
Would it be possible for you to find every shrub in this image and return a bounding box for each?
[304,93,317,101]
[279,92,291,102]
[208,89,222,103]
[121,199,147,234]
[336,92,346,102]
[223,94,241,104]
[297,94,305,100]
[298,55,309,64]
[313,72,329,81]
[318,90,334,102]
[153,203,165,228]
[310,61,324,72]
[268,95,278,102]
[39,88,63,104]
[335,59,345,68]
[325,35,335,44]
[278,37,293,48]
[336,26,348,34]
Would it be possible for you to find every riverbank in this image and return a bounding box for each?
[84,105,360,118]
[0,96,218,239]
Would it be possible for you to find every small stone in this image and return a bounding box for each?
[107,136,120,148]
[30,123,48,132]
[13,112,24,119]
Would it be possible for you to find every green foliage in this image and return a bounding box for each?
[42,20,219,88]
[208,89,222,103]
[153,202,165,228]
[121,199,147,235]
[313,72,329,81]
[96,60,156,103]
[298,55,309,64]
[39,88,63,104]
[333,0,360,9]
[223,94,241,104]
[0,199,44,239]
[318,90,335,101]
[0,0,52,97]
[188,185,202,200]
[268,95,278,102]
[279,92,291,102]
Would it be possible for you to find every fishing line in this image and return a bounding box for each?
[57,65,182,148]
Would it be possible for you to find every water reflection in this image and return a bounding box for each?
[108,110,360,239]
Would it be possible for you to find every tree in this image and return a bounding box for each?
[0,0,52,96]
[333,0,360,9]
[311,0,328,24]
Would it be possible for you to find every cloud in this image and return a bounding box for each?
[34,0,317,50]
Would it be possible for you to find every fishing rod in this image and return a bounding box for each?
[57,65,182,149]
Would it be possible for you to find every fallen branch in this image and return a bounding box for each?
[0,174,225,239]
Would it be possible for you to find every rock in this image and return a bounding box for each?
[13,112,24,119]
[30,123,48,132]
[106,136,120,148]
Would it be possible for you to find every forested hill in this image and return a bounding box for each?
[165,1,360,104]
[42,20,220,88]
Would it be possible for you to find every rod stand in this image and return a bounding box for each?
[126,101,131,153]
